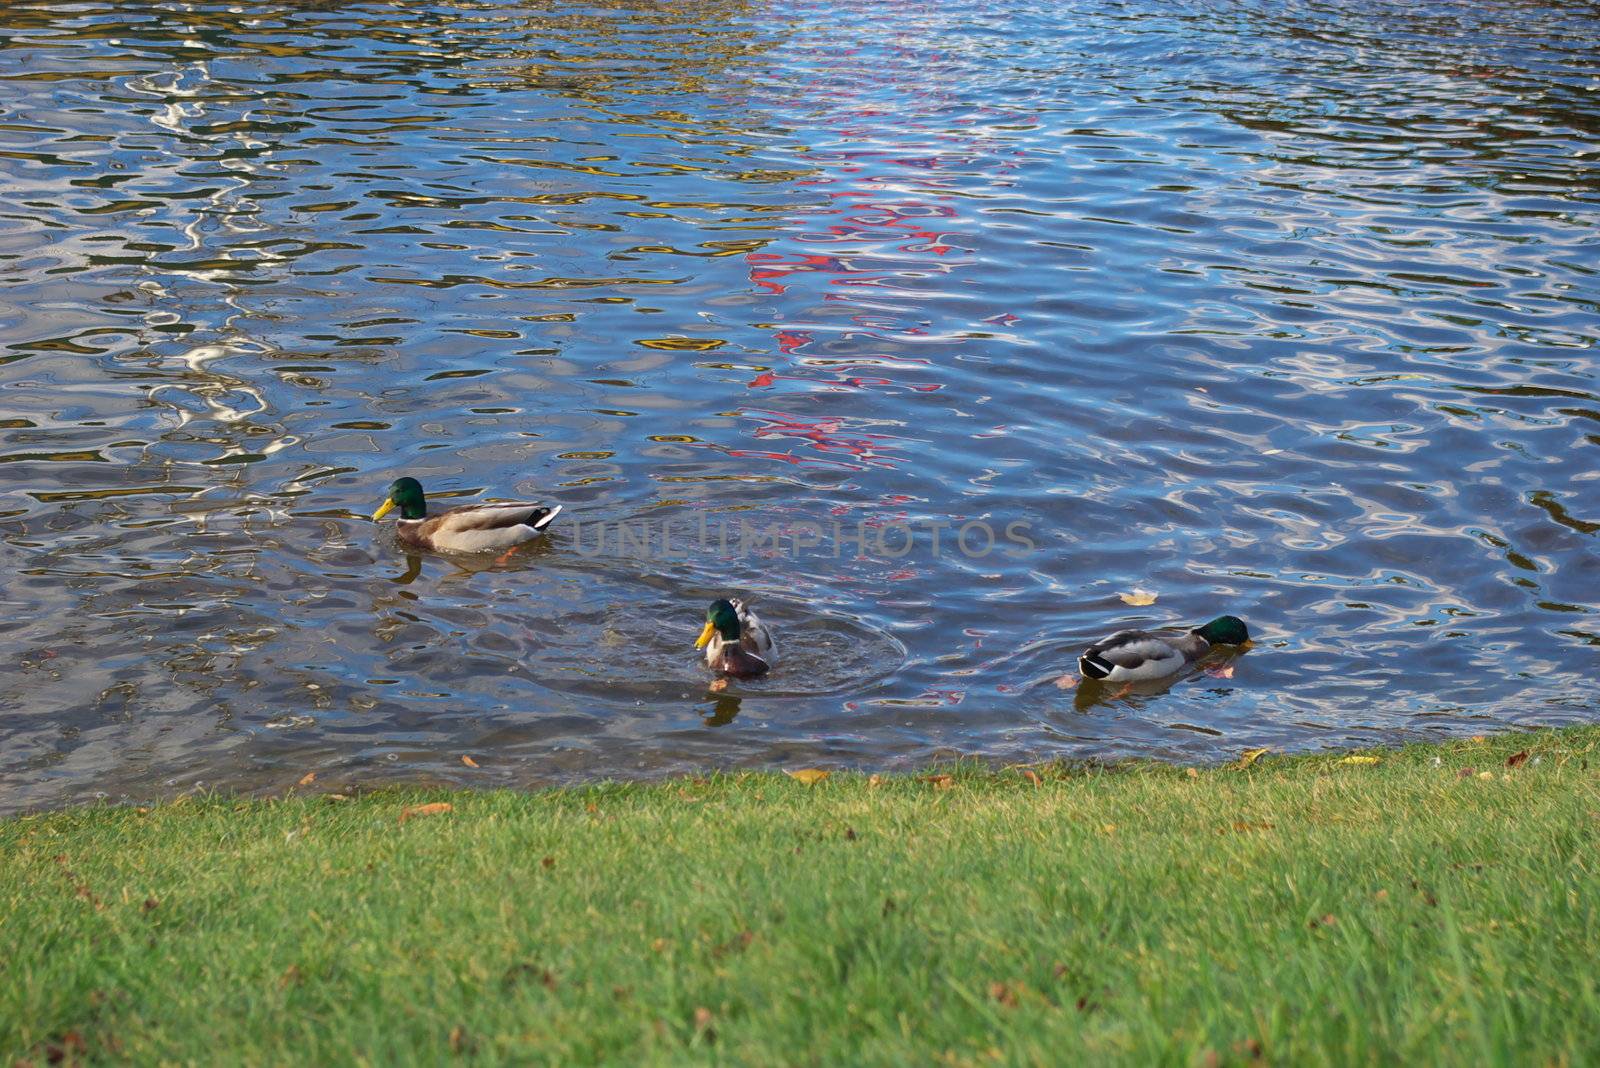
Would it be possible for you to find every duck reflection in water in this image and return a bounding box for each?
[703,692,743,727]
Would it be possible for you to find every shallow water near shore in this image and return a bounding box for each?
[1,0,1597,812]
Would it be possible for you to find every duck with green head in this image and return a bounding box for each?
[694,597,776,677]
[1077,615,1249,682]
[371,476,560,553]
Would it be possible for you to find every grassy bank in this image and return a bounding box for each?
[4,729,1599,1066]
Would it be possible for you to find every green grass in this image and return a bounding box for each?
[4,729,1599,1066]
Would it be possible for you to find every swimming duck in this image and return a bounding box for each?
[370,476,560,553]
[1078,615,1249,682]
[694,598,776,677]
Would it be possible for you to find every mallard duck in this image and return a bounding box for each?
[694,598,776,677]
[370,476,560,553]
[1078,615,1249,682]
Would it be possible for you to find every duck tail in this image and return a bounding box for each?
[1079,651,1112,680]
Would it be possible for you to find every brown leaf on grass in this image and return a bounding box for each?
[399,802,452,823]
[280,964,303,988]
[920,774,955,790]
[711,931,755,959]
[1201,1051,1221,1068]
[1234,1037,1264,1060]
[844,826,857,841]
[1118,588,1158,606]
[143,896,159,912]
[1236,747,1270,769]
[460,755,479,768]
[448,1025,477,1055]
[1374,889,1389,902]
[541,856,555,869]
[786,768,830,786]
[1469,735,1487,744]
[1186,767,1200,779]
[1020,769,1042,786]
[43,1030,88,1064]
[867,774,884,789]
[1338,755,1381,766]
[988,981,1020,1008]
[1308,914,1338,928]
[1506,750,1529,768]
[298,771,316,786]
[692,1006,716,1041]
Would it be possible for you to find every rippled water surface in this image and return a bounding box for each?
[2,0,1597,811]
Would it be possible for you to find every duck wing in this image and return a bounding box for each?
[433,502,560,534]
[731,598,776,666]
[1079,629,1184,681]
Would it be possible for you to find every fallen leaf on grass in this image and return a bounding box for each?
[449,1025,476,1055]
[298,771,316,786]
[399,802,453,823]
[920,774,955,790]
[988,981,1020,1008]
[460,755,479,768]
[1469,735,1487,744]
[1477,771,1494,780]
[1236,747,1270,769]
[1458,767,1477,779]
[1308,914,1338,928]
[867,774,884,789]
[1339,755,1381,766]
[280,964,303,988]
[1186,767,1200,779]
[1100,823,1117,835]
[1118,588,1158,606]
[786,768,829,785]
[1019,769,1042,786]
[1506,750,1529,768]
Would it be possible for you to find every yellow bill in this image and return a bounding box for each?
[372,498,395,521]
[694,620,716,649]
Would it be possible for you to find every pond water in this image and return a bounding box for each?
[2,0,1596,812]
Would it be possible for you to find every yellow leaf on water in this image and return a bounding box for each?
[1236,747,1270,769]
[297,771,316,787]
[399,802,453,823]
[1339,755,1381,766]
[461,755,479,768]
[786,769,830,786]
[1118,588,1158,606]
